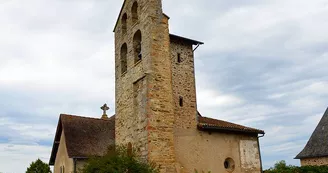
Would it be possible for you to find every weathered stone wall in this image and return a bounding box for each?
[170,39,198,130]
[54,130,74,173]
[301,157,328,166]
[114,0,176,172]
[174,131,261,173]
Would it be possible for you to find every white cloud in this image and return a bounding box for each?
[0,144,51,173]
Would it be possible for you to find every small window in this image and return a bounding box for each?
[63,166,65,173]
[224,158,235,172]
[132,2,138,24]
[179,97,183,107]
[177,53,181,63]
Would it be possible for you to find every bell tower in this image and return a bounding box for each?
[114,0,176,172]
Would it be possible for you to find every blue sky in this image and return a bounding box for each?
[0,0,328,172]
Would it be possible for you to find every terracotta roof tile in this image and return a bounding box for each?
[197,116,264,135]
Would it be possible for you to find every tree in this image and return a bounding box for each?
[81,145,159,173]
[264,160,328,173]
[26,159,51,173]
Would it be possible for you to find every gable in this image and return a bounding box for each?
[49,114,115,165]
[54,130,73,172]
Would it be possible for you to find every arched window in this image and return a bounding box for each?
[132,2,138,24]
[133,30,142,63]
[121,43,128,74]
[122,13,127,35]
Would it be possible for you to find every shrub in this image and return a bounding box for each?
[264,160,328,173]
[81,145,159,173]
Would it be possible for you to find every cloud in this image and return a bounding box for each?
[0,0,327,172]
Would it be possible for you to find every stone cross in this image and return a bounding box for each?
[101,103,109,119]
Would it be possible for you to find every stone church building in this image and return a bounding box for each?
[49,0,265,172]
[295,107,328,166]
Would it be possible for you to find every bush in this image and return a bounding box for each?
[81,145,159,173]
[264,160,328,173]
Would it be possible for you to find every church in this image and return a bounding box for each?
[49,0,265,172]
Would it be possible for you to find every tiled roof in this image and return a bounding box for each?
[295,107,328,159]
[49,114,115,165]
[197,114,265,135]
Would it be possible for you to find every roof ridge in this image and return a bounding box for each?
[198,116,264,134]
[60,114,114,121]
[200,116,261,130]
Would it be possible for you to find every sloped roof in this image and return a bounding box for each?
[197,113,265,135]
[170,34,204,45]
[49,114,115,165]
[295,107,328,159]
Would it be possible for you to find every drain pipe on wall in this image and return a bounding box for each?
[73,158,77,173]
[258,133,265,173]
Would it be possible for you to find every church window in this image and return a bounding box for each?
[179,96,183,107]
[133,30,142,63]
[132,2,139,24]
[177,53,181,63]
[121,43,128,74]
[122,13,127,35]
[224,158,235,172]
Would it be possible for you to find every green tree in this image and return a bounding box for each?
[81,145,159,173]
[26,159,51,173]
[264,160,328,173]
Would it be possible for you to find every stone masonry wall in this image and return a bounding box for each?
[114,0,176,172]
[115,0,149,162]
[301,157,328,166]
[170,39,198,130]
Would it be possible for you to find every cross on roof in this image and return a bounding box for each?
[101,104,109,119]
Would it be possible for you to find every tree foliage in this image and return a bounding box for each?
[264,160,328,173]
[26,159,51,173]
[81,145,159,173]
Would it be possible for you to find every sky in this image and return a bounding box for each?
[0,0,327,172]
